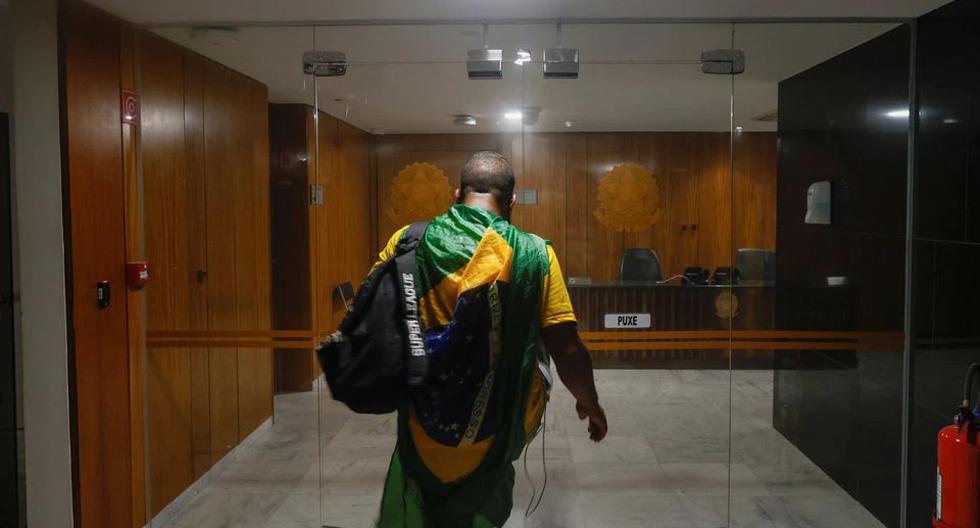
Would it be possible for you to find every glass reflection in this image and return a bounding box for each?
[134,19,913,528]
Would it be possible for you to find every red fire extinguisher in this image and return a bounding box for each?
[934,363,980,528]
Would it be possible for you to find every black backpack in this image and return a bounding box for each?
[316,221,430,414]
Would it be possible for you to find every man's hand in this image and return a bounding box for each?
[576,400,608,442]
[542,322,608,443]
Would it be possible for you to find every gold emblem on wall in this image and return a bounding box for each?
[386,162,453,226]
[593,163,664,232]
[714,291,740,319]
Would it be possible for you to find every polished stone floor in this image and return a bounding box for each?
[156,370,886,528]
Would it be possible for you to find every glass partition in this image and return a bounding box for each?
[132,17,920,528]
[730,22,911,528]
[515,26,738,527]
[136,24,322,526]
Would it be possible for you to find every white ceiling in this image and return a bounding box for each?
[150,22,910,133]
[82,0,946,134]
[87,0,947,25]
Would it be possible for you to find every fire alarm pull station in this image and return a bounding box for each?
[97,281,111,309]
[126,261,150,288]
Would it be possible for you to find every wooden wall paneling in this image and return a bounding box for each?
[233,73,258,438]
[339,120,373,280]
[202,63,240,464]
[138,31,194,516]
[563,134,590,279]
[315,112,343,331]
[60,1,134,525]
[269,104,314,392]
[499,132,522,221]
[585,133,627,281]
[374,134,500,246]
[119,23,146,528]
[623,133,675,276]
[237,79,272,439]
[734,132,777,251]
[667,134,702,275]
[368,134,380,258]
[510,133,567,264]
[697,132,734,272]
[181,52,212,479]
[371,131,775,283]
[334,118,354,284]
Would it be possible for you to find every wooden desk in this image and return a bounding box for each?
[567,282,775,368]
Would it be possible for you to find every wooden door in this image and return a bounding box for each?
[60,1,134,525]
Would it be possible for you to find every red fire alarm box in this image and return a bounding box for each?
[126,261,150,288]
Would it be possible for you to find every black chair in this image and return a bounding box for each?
[619,248,662,282]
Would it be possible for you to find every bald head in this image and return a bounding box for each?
[458,151,516,217]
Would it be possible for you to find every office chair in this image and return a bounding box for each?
[736,248,775,286]
[619,248,663,282]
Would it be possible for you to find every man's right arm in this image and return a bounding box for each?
[542,322,608,442]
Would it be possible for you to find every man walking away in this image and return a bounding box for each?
[375,151,607,528]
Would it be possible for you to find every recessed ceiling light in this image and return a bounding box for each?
[564,121,573,128]
[734,125,744,132]
[515,48,532,65]
[504,111,523,120]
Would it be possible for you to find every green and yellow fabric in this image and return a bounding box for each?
[374,204,575,528]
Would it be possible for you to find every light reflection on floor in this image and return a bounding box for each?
[157,370,884,528]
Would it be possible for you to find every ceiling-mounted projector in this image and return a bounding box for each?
[543,48,579,79]
[467,49,503,79]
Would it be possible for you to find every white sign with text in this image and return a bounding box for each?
[603,313,651,329]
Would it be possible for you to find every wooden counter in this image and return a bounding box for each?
[567,282,775,368]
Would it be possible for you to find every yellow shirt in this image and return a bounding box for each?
[378,225,576,329]
[377,224,576,483]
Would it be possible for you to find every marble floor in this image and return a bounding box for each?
[155,370,886,528]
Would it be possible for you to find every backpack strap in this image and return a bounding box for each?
[393,220,430,386]
[395,220,430,255]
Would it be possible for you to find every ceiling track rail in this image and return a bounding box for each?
[144,16,914,29]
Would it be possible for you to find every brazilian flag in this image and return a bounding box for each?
[378,204,550,528]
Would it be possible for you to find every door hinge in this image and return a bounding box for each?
[309,184,325,206]
[701,49,745,75]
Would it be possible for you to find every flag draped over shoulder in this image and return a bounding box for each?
[378,204,550,528]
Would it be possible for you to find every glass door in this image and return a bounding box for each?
[516,24,738,527]
[730,21,912,528]
[311,22,739,527]
[123,15,922,528]
[311,50,527,526]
